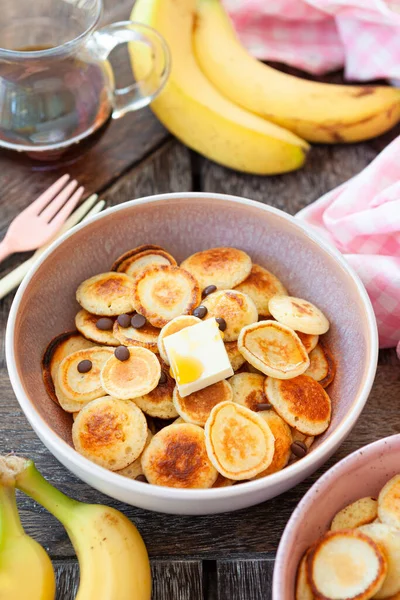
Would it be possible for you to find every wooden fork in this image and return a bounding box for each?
[0,174,84,263]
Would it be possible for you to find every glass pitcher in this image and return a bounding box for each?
[0,0,170,160]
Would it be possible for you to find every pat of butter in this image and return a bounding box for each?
[164,318,234,397]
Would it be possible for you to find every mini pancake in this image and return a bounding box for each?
[75,309,119,346]
[76,272,136,316]
[42,331,94,405]
[134,265,201,328]
[238,320,310,379]
[229,372,267,411]
[297,332,319,354]
[72,412,80,421]
[269,295,330,335]
[115,429,153,480]
[133,359,178,419]
[378,474,400,529]
[204,401,275,480]
[57,347,114,412]
[306,343,336,388]
[253,410,292,477]
[172,417,186,425]
[180,247,252,290]
[212,474,235,488]
[111,246,177,279]
[101,346,161,400]
[202,290,258,342]
[296,549,315,600]
[290,428,315,455]
[72,396,147,471]
[330,497,378,531]
[359,523,400,598]
[141,423,218,488]
[157,315,201,364]
[113,319,160,353]
[224,341,246,372]
[307,529,387,600]
[235,264,288,317]
[266,375,331,436]
[173,380,233,426]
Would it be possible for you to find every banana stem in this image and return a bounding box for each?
[0,485,24,547]
[0,456,80,526]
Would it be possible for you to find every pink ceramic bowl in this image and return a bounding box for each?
[273,434,400,599]
[6,192,378,515]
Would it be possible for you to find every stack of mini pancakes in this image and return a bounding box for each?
[297,474,400,600]
[42,245,335,489]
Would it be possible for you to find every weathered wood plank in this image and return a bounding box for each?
[54,560,204,600]
[216,559,274,600]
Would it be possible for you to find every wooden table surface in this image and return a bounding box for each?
[1,2,400,598]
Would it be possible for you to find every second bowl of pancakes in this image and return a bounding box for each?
[6,193,378,514]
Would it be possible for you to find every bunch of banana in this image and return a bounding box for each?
[0,455,151,600]
[130,0,400,175]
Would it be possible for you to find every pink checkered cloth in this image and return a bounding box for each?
[224,0,400,81]
[296,136,400,349]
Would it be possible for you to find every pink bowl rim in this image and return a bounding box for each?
[5,192,378,502]
[272,433,400,599]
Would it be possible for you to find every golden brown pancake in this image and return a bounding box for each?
[115,429,153,480]
[307,530,387,600]
[173,380,233,426]
[141,423,218,488]
[42,331,94,405]
[224,341,246,372]
[180,247,252,290]
[113,319,160,353]
[266,375,331,436]
[212,474,235,488]
[111,246,177,279]
[330,497,378,532]
[238,320,310,379]
[253,410,292,477]
[378,474,400,530]
[75,309,119,346]
[204,401,275,480]
[72,396,148,471]
[297,331,319,354]
[101,346,161,400]
[76,272,136,316]
[295,549,315,600]
[157,315,201,364]
[134,265,201,327]
[306,343,336,388]
[202,290,258,342]
[133,358,178,419]
[56,346,114,412]
[235,264,288,316]
[229,372,267,411]
[357,523,400,599]
[290,428,314,462]
[269,295,330,335]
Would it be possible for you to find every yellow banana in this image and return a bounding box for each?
[193,0,400,143]
[0,463,55,600]
[2,456,151,600]
[130,0,309,175]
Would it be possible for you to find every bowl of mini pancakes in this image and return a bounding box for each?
[273,434,400,600]
[6,192,378,515]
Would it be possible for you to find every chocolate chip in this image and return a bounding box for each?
[291,441,308,458]
[77,359,92,373]
[255,402,272,411]
[114,346,130,361]
[131,313,146,329]
[193,305,208,319]
[135,474,148,483]
[202,285,217,297]
[159,371,168,385]
[117,314,131,328]
[96,317,114,331]
[216,317,227,331]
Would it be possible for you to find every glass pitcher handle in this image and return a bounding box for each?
[89,21,170,119]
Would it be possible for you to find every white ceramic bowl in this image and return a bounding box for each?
[6,192,378,515]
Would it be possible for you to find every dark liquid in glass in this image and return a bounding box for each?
[0,45,113,162]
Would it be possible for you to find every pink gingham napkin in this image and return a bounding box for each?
[296,136,400,349]
[224,0,400,81]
